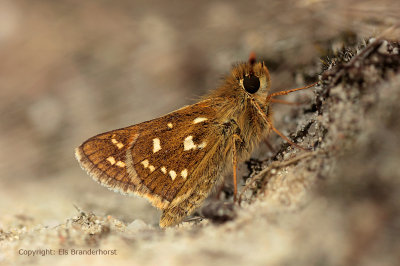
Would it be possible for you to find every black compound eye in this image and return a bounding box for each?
[243,75,260,94]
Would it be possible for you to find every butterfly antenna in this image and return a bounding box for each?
[266,82,318,102]
[269,98,302,105]
[248,52,256,66]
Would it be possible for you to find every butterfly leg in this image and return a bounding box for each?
[263,138,276,152]
[269,95,313,106]
[232,134,242,202]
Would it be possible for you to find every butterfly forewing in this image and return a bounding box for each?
[75,100,218,210]
[129,102,216,202]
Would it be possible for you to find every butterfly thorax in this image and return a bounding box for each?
[204,61,272,160]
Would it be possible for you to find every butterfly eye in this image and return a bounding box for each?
[243,75,260,94]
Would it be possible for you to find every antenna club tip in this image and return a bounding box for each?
[249,52,256,65]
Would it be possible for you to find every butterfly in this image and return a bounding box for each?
[75,53,315,227]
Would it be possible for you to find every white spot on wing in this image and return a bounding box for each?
[167,123,173,128]
[198,141,207,149]
[107,156,116,165]
[161,167,167,174]
[149,165,155,172]
[116,161,125,167]
[116,143,124,149]
[183,136,197,151]
[141,159,149,168]
[169,170,177,180]
[111,138,124,149]
[193,117,208,124]
[153,138,161,153]
[181,169,188,179]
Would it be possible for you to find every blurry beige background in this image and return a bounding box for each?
[0,0,398,241]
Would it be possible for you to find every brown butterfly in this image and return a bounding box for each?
[75,53,316,227]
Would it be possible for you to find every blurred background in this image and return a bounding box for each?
[0,0,398,228]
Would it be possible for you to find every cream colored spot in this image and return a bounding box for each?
[183,136,197,151]
[153,138,161,153]
[181,169,188,179]
[141,159,149,168]
[198,141,207,149]
[193,117,208,124]
[116,161,125,167]
[141,159,155,172]
[107,156,116,165]
[167,123,173,128]
[116,143,124,149]
[169,170,177,180]
[111,138,124,149]
[161,167,167,174]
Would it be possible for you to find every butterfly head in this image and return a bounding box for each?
[206,53,272,113]
[238,64,270,96]
[229,54,271,110]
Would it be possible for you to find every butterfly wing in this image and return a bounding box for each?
[75,99,229,214]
